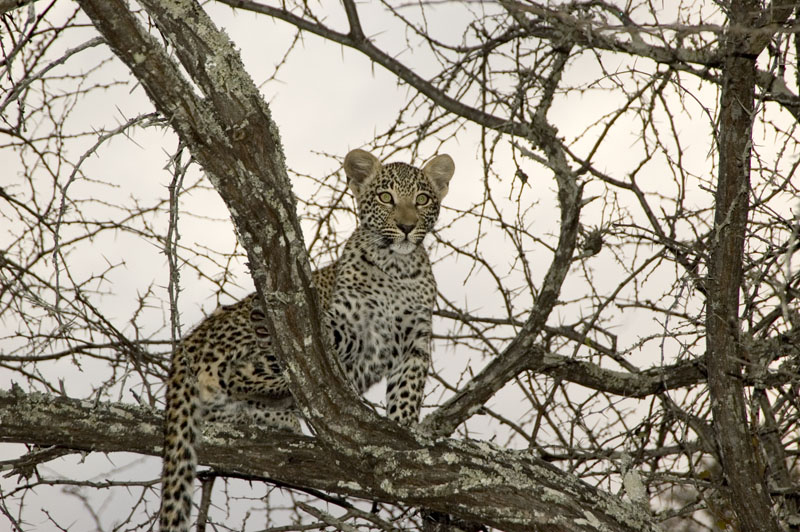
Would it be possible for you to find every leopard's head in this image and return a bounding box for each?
[344,149,454,255]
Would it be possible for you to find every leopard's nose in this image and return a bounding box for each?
[398,223,415,235]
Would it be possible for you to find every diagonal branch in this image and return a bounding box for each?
[76,0,384,448]
[218,0,532,138]
[422,97,581,434]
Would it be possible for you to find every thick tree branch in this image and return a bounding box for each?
[434,308,800,398]
[538,349,799,398]
[0,389,661,532]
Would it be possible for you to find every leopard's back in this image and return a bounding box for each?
[159,266,335,531]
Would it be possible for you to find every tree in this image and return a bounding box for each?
[1,1,798,531]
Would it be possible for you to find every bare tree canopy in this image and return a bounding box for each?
[1,1,799,531]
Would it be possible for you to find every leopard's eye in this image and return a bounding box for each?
[378,191,394,204]
[415,193,430,206]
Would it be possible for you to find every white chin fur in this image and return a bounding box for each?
[390,241,417,255]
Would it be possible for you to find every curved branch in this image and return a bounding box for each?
[217,0,532,139]
[422,120,581,436]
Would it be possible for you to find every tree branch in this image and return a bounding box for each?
[705,1,783,530]
[0,389,661,532]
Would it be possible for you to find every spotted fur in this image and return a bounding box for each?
[160,149,455,532]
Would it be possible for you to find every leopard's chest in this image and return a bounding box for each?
[328,266,433,392]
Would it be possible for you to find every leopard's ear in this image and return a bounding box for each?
[423,154,455,199]
[344,149,381,196]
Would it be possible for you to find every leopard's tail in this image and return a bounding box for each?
[160,345,200,532]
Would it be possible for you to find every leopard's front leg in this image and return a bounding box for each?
[386,329,430,426]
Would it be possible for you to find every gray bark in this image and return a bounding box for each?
[0,389,660,532]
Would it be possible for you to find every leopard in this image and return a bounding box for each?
[159,149,455,532]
